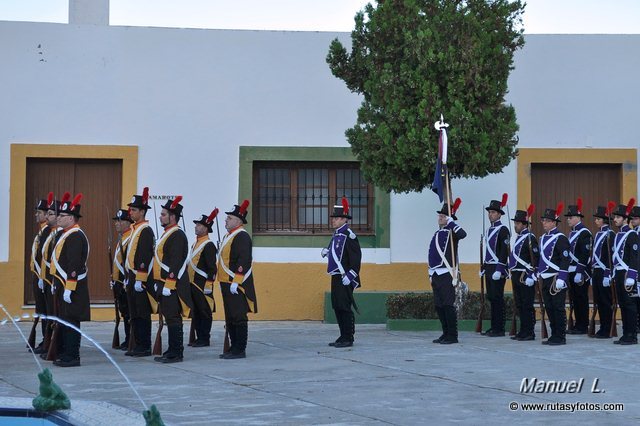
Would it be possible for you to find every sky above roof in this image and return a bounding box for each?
[1,0,639,34]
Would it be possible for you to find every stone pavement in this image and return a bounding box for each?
[0,320,639,425]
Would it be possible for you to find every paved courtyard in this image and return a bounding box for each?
[0,320,638,425]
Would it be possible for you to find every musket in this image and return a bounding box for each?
[606,204,618,337]
[151,201,163,355]
[588,242,596,337]
[476,232,486,333]
[107,207,121,349]
[525,210,547,339]
[45,281,59,361]
[504,204,517,336]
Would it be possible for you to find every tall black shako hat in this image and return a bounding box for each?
[612,198,635,219]
[59,192,83,218]
[194,208,219,233]
[512,204,535,225]
[437,198,461,221]
[541,202,564,222]
[564,197,584,217]
[36,192,53,211]
[226,200,250,224]
[330,197,351,219]
[485,193,508,215]
[593,202,616,221]
[128,187,150,210]
[112,209,133,222]
[161,196,184,218]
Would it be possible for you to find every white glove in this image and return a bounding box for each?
[63,289,72,304]
[230,283,239,294]
[342,275,351,286]
[525,277,535,287]
[446,216,453,225]
[491,271,501,281]
[321,248,329,258]
[38,279,44,291]
[134,281,144,292]
[154,283,158,292]
[162,287,171,296]
[109,280,115,290]
[603,277,611,287]
[204,287,213,295]
[123,278,129,288]
[50,284,56,294]
[625,278,635,286]
[574,273,583,283]
[555,279,567,290]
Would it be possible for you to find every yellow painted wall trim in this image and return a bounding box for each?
[1,144,138,316]
[517,148,637,209]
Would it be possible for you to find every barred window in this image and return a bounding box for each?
[253,162,374,235]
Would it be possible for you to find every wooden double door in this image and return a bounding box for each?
[24,158,123,304]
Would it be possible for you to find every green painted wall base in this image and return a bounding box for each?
[324,291,396,324]
[386,319,489,332]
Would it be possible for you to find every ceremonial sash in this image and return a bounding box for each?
[568,227,591,265]
[592,231,609,270]
[153,225,188,280]
[613,231,632,271]
[511,233,534,272]
[125,221,150,272]
[188,238,213,282]
[217,227,252,283]
[540,233,562,272]
[485,224,506,263]
[51,226,89,282]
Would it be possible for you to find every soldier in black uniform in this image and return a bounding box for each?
[565,199,593,335]
[153,196,193,363]
[39,195,61,359]
[28,194,53,353]
[611,201,639,345]
[537,204,571,345]
[125,188,157,357]
[508,206,539,341]
[51,193,90,367]
[111,209,133,350]
[591,205,615,338]
[628,206,640,333]
[428,199,466,344]
[482,195,510,337]
[187,209,219,347]
[217,200,258,359]
[322,197,362,348]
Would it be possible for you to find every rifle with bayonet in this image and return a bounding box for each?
[476,232,486,333]
[107,207,121,349]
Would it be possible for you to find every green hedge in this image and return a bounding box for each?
[386,292,515,320]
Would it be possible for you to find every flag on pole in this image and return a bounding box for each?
[432,117,448,202]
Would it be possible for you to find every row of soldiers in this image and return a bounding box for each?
[429,195,640,346]
[28,188,258,366]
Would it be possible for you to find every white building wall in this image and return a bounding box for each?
[1,21,638,263]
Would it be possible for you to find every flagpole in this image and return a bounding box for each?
[436,115,458,286]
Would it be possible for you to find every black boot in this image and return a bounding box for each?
[434,307,447,343]
[441,306,458,344]
[219,321,236,358]
[223,322,247,359]
[130,318,151,357]
[330,311,346,346]
[335,311,354,348]
[194,317,211,347]
[119,316,131,350]
[157,324,184,363]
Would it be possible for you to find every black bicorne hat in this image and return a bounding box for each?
[37,192,55,212]
[128,187,150,210]
[330,197,352,219]
[161,196,184,217]
[541,202,563,222]
[511,210,529,224]
[59,193,83,218]
[629,206,640,219]
[193,208,219,233]
[112,209,132,222]
[564,198,584,218]
[226,200,250,224]
[593,205,609,220]
[612,198,635,219]
[485,193,508,215]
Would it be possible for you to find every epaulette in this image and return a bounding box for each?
[348,229,356,240]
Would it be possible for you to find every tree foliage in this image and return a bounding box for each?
[327,0,525,193]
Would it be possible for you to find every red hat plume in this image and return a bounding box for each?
[170,196,183,210]
[61,192,71,203]
[341,197,349,215]
[70,193,83,211]
[142,187,149,205]
[606,201,616,216]
[207,208,219,224]
[576,197,583,214]
[47,192,54,207]
[625,198,636,216]
[526,203,535,219]
[501,193,508,207]
[555,202,564,219]
[452,198,461,215]
[239,200,250,215]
